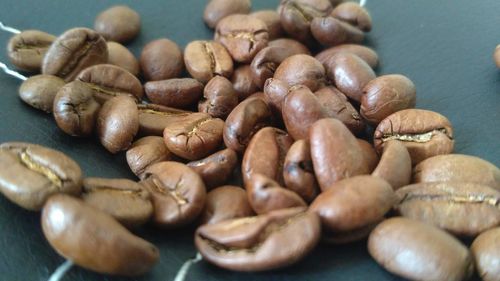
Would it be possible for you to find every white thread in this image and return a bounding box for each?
[0,21,21,34]
[0,62,28,81]
[360,0,367,7]
[173,253,202,281]
[48,260,74,281]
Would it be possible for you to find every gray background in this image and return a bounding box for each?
[0,0,499,280]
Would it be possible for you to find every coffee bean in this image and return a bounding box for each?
[315,44,379,68]
[494,45,500,68]
[274,54,326,92]
[42,28,107,82]
[19,75,65,113]
[195,207,320,271]
[268,38,310,55]
[263,78,289,116]
[199,76,239,119]
[368,217,474,281]
[107,41,140,76]
[246,91,267,101]
[372,140,411,190]
[126,136,173,179]
[357,139,379,173]
[53,81,101,137]
[184,40,234,84]
[471,227,500,281]
[311,16,364,47]
[140,39,184,81]
[94,5,141,43]
[251,10,284,40]
[215,14,269,63]
[283,139,319,202]
[42,194,159,276]
[374,109,454,164]
[137,104,200,136]
[145,78,203,109]
[0,142,82,210]
[203,0,251,29]
[331,2,372,32]
[232,65,260,101]
[187,148,238,190]
[395,182,500,237]
[7,30,56,72]
[82,177,153,227]
[141,161,206,228]
[97,96,139,153]
[200,185,254,225]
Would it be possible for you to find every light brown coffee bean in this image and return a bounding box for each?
[331,2,372,32]
[200,185,254,225]
[283,140,319,202]
[137,104,200,136]
[145,78,203,109]
[140,39,184,81]
[232,65,260,101]
[471,227,500,281]
[106,41,140,76]
[94,5,140,43]
[126,136,173,179]
[187,148,238,190]
[311,16,364,47]
[199,76,239,119]
[19,75,65,113]
[315,44,379,68]
[184,40,234,84]
[7,30,56,72]
[251,10,284,40]
[372,140,412,190]
[203,0,251,29]
[274,54,326,92]
[268,38,310,55]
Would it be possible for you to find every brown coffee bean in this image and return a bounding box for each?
[372,140,411,190]
[19,75,65,113]
[215,14,269,63]
[7,30,56,72]
[274,54,326,92]
[263,78,290,116]
[368,217,474,281]
[310,118,370,191]
[374,109,454,164]
[357,139,379,173]
[361,74,417,124]
[232,65,260,101]
[184,40,234,84]
[195,207,320,271]
[311,16,364,47]
[199,76,238,119]
[0,142,82,211]
[331,2,372,32]
[141,161,206,228]
[283,140,319,202]
[107,41,140,76]
[395,182,500,237]
[251,10,284,40]
[315,44,379,68]
[203,0,251,29]
[53,81,101,137]
[42,28,107,82]
[94,5,140,43]
[200,185,254,225]
[145,78,203,109]
[137,104,200,136]
[310,175,395,243]
[140,39,184,81]
[471,227,500,281]
[187,148,238,190]
[268,38,310,55]
[494,45,500,68]
[82,177,153,227]
[97,96,139,153]
[163,116,224,160]
[126,136,173,179]
[246,91,267,101]
[42,194,159,276]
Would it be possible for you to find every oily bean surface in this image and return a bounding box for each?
[140,39,184,81]
[126,136,173,180]
[200,185,254,225]
[19,75,65,113]
[372,140,412,190]
[331,2,372,32]
[199,76,239,119]
[471,227,500,281]
[145,78,203,109]
[274,54,326,92]
[203,0,251,29]
[184,40,234,84]
[315,44,379,68]
[283,140,319,202]
[94,5,141,43]
[232,65,260,101]
[311,16,364,47]
[107,42,140,76]
[7,30,56,72]
[187,148,238,190]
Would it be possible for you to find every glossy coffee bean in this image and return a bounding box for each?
[374,109,454,164]
[42,28,108,82]
[203,0,251,29]
[140,39,184,81]
[141,161,206,228]
[187,148,238,190]
[7,30,56,72]
[274,54,326,92]
[283,140,319,202]
[372,140,411,190]
[145,78,203,109]
[184,40,234,84]
[19,75,65,113]
[368,217,474,281]
[82,177,153,227]
[263,78,289,116]
[137,104,201,136]
[200,185,254,225]
[126,136,173,179]
[357,139,379,173]
[331,2,372,32]
[471,227,500,281]
[232,65,260,101]
[251,10,284,40]
[494,45,500,68]
[311,16,364,47]
[42,194,159,276]
[0,142,82,211]
[94,5,141,43]
[107,41,140,76]
[268,38,310,55]
[195,207,320,271]
[199,76,239,119]
[316,44,379,68]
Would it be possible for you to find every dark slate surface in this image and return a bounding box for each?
[0,0,498,280]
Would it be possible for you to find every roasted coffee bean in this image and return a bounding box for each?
[471,227,500,281]
[126,136,173,179]
[494,45,500,68]
[263,78,289,116]
[310,176,395,243]
[372,140,411,190]
[374,109,454,164]
[283,140,319,202]
[107,41,140,76]
[357,139,379,173]
[187,148,238,190]
[94,5,141,43]
[0,142,82,211]
[215,14,269,63]
[361,74,417,124]
[413,154,500,190]
[268,38,310,55]
[42,194,159,276]
[331,2,372,32]
[203,0,251,29]
[184,40,234,84]
[195,207,320,271]
[140,39,184,81]
[137,104,201,136]
[311,16,364,47]
[145,78,203,108]
[163,116,224,160]
[97,96,139,153]
[368,217,474,281]
[274,54,326,92]
[199,76,238,119]
[200,185,254,225]
[310,118,370,191]
[19,75,65,113]
[42,28,107,82]
[7,30,56,72]
[395,182,500,237]
[315,44,379,68]
[251,10,284,40]
[232,65,260,101]
[82,177,153,227]
[141,161,206,228]
[326,53,375,102]
[247,91,267,101]
[53,81,101,137]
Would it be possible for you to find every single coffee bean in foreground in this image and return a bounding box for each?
[232,65,260,101]
[251,10,284,40]
[7,30,56,72]
[187,148,238,190]
[199,76,239,119]
[368,217,474,281]
[184,40,234,84]
[19,75,65,113]
[42,194,159,276]
[203,0,251,29]
[274,54,327,92]
[140,38,184,81]
[94,5,141,43]
[145,78,203,109]
[126,136,173,180]
[106,41,140,76]
[331,2,372,32]
[315,44,379,69]
[372,140,412,190]
[471,227,500,281]
[200,185,254,225]
[311,16,365,47]
[283,140,319,203]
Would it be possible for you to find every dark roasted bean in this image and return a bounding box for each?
[145,78,203,109]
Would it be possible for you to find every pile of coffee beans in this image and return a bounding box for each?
[2,1,500,280]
